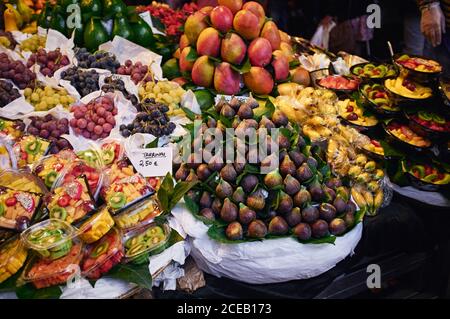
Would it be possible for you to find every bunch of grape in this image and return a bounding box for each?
[101,76,138,106]
[27,115,71,154]
[75,48,121,73]
[27,48,70,77]
[0,53,36,89]
[20,35,46,53]
[0,80,21,107]
[0,31,17,49]
[69,96,117,140]
[120,98,175,138]
[117,60,152,84]
[23,85,76,111]
[60,67,99,97]
[138,81,185,116]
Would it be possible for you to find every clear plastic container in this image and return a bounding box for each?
[12,135,51,169]
[81,227,123,280]
[32,150,78,189]
[21,219,77,260]
[77,206,115,244]
[0,187,42,231]
[122,222,171,264]
[103,173,154,214]
[0,236,27,283]
[100,139,125,167]
[0,138,15,171]
[20,240,83,289]
[114,196,161,231]
[58,159,104,200]
[0,169,47,194]
[47,176,96,224]
[0,118,25,139]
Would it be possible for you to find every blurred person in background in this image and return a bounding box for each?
[404,0,426,55]
[418,0,450,75]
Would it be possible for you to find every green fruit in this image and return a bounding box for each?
[162,58,181,80]
[423,174,438,183]
[49,240,72,260]
[25,139,41,155]
[81,0,102,15]
[103,0,126,17]
[90,241,109,258]
[431,114,445,124]
[109,192,126,209]
[0,203,4,217]
[38,2,51,28]
[102,149,115,165]
[50,207,68,221]
[112,13,134,42]
[418,111,432,121]
[410,165,425,179]
[83,17,110,52]
[49,6,67,35]
[44,171,58,188]
[131,18,154,48]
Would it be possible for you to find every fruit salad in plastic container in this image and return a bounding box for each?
[0,169,46,194]
[0,118,25,139]
[100,140,124,167]
[0,187,41,231]
[12,135,50,168]
[123,222,171,264]
[32,150,78,189]
[114,196,161,230]
[21,219,77,261]
[21,241,83,289]
[81,228,123,280]
[59,159,103,200]
[103,160,136,184]
[103,174,154,214]
[78,206,115,244]
[0,236,27,283]
[47,176,96,224]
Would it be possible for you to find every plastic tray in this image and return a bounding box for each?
[20,240,83,289]
[122,222,171,264]
[81,227,123,280]
[47,176,96,224]
[0,169,47,195]
[77,206,115,244]
[0,236,27,283]
[12,135,51,169]
[113,196,161,231]
[21,219,77,260]
[0,187,42,231]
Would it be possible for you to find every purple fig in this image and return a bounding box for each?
[197,164,212,181]
[271,109,288,127]
[220,164,237,183]
[311,219,329,238]
[232,187,246,203]
[278,134,291,150]
[239,203,256,225]
[233,162,245,175]
[211,198,222,215]
[268,216,289,235]
[240,174,259,193]
[289,150,305,167]
[220,198,238,222]
[247,220,268,238]
[216,179,233,199]
[319,203,336,222]
[237,103,254,119]
[344,212,355,227]
[333,196,347,214]
[284,174,301,195]
[294,223,311,240]
[285,207,302,227]
[229,97,241,110]
[296,163,313,182]
[220,104,236,118]
[185,169,199,182]
[301,204,319,224]
[199,191,213,208]
[225,222,243,240]
[329,218,346,235]
[280,155,296,177]
[207,117,217,128]
[293,188,311,207]
[259,116,276,129]
[277,191,293,214]
[175,164,190,181]
[246,189,266,211]
[345,201,357,214]
[208,155,225,172]
[264,169,283,189]
[200,208,215,221]
[323,186,336,203]
[307,157,318,170]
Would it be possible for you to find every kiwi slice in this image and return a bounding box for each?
[432,114,445,124]
[44,171,58,188]
[50,207,67,221]
[90,241,109,258]
[128,243,145,256]
[25,139,42,155]
[102,149,115,165]
[0,203,4,217]
[49,240,72,260]
[108,192,126,209]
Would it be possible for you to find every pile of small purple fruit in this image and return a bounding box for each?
[176,98,355,242]
[101,76,138,106]
[75,48,121,73]
[27,114,71,154]
[0,79,21,107]
[120,98,175,138]
[0,53,36,89]
[60,67,99,97]
[117,60,152,84]
[27,48,70,77]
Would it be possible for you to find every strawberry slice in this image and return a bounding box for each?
[66,181,83,200]
[57,194,71,207]
[371,140,381,147]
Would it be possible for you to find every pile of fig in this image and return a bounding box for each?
[175,97,357,241]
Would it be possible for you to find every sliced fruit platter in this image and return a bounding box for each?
[32,150,78,189]
[385,77,433,101]
[317,75,360,93]
[351,62,397,80]
[394,53,442,80]
[361,139,386,160]
[405,110,450,140]
[78,206,115,244]
[12,135,51,169]
[384,120,432,151]
[337,99,378,130]
[0,187,41,231]
[402,160,450,192]
[60,160,103,199]
[360,82,400,115]
[113,197,161,230]
[0,118,25,139]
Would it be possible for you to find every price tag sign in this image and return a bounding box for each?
[128,147,173,177]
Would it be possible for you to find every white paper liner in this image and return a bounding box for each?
[0,80,34,119]
[172,200,362,284]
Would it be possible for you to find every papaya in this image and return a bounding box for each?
[84,17,110,52]
[131,17,154,48]
[81,0,102,15]
[112,13,134,41]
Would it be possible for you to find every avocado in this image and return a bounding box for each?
[83,17,110,52]
[112,13,134,42]
[50,206,68,221]
[103,0,126,17]
[131,17,154,48]
[108,192,126,209]
[81,0,102,16]
[25,139,42,155]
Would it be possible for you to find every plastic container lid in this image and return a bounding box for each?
[20,240,83,289]
[122,222,171,263]
[77,206,115,244]
[32,150,78,190]
[21,219,77,260]
[0,236,27,284]
[0,169,47,195]
[81,227,123,280]
[113,196,161,231]
[0,187,43,231]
